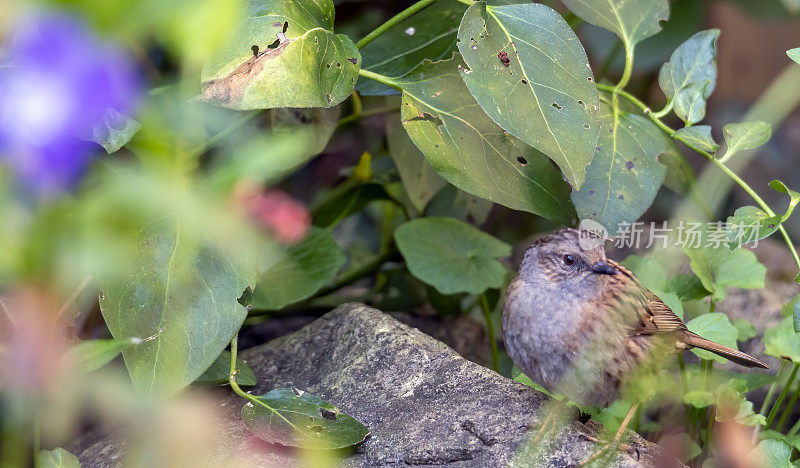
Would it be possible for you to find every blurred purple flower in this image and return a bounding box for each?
[0,12,141,196]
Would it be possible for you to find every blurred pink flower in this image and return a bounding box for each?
[234,185,310,244]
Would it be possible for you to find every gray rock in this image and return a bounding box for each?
[71,303,681,467]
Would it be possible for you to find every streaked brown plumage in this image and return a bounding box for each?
[503,228,766,407]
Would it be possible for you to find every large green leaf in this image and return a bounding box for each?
[721,121,771,161]
[99,216,256,395]
[394,217,510,294]
[562,0,669,50]
[199,0,360,109]
[764,317,800,362]
[725,205,781,248]
[38,448,81,468]
[457,2,599,189]
[748,439,793,468]
[195,350,256,386]
[571,101,667,234]
[683,243,766,302]
[658,30,719,125]
[673,125,718,152]
[397,57,575,223]
[686,312,739,363]
[387,117,446,213]
[242,387,370,449]
[253,227,345,310]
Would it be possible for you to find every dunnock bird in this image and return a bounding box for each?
[503,228,767,461]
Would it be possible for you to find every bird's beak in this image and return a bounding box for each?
[590,261,617,275]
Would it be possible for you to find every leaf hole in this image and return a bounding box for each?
[267,38,280,49]
[517,156,528,166]
[251,45,259,56]
[326,63,331,69]
[319,408,337,421]
[282,21,289,33]
[336,62,342,68]
[583,124,590,129]
[326,93,332,103]
[521,79,527,84]
[552,102,562,110]
[577,100,585,109]
[587,76,594,82]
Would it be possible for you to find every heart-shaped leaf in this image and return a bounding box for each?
[242,387,369,449]
[658,30,719,125]
[721,121,771,161]
[683,242,766,302]
[67,337,141,373]
[397,57,576,223]
[254,227,345,310]
[394,217,510,294]
[200,0,360,109]
[765,317,800,362]
[789,48,800,65]
[457,2,599,189]
[725,206,781,248]
[196,350,256,386]
[387,117,446,213]
[38,448,81,468]
[562,0,669,50]
[732,318,757,342]
[571,101,667,234]
[673,125,718,152]
[686,312,739,363]
[683,390,714,408]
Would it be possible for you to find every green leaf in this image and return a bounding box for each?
[673,125,718,152]
[195,350,256,386]
[789,48,800,65]
[87,108,141,154]
[621,255,666,291]
[562,0,669,50]
[683,390,714,408]
[394,217,511,294]
[668,274,710,301]
[200,0,360,109]
[748,439,793,468]
[769,179,800,222]
[99,216,256,395]
[67,337,140,373]
[683,243,766,302]
[242,387,369,449]
[387,117,445,213]
[571,101,667,234]
[721,121,771,161]
[732,318,757,342]
[38,448,81,468]
[659,139,695,195]
[253,227,345,310]
[686,312,740,363]
[658,30,719,125]
[725,206,781,248]
[457,2,600,189]
[715,384,766,427]
[764,317,800,362]
[397,57,576,223]
[425,185,494,225]
[312,182,395,228]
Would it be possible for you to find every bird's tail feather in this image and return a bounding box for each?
[685,332,769,369]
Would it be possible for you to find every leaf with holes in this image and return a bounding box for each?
[571,101,667,235]
[457,2,599,189]
[562,0,669,50]
[200,0,360,109]
[659,30,719,124]
[242,387,369,449]
[673,125,718,152]
[683,243,766,302]
[99,216,256,395]
[686,313,739,363]
[397,57,575,223]
[721,121,771,161]
[253,227,345,310]
[394,217,511,295]
[387,117,446,213]
[195,350,256,386]
[725,206,781,248]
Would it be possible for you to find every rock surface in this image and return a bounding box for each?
[71,303,681,467]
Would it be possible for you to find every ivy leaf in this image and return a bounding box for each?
[571,101,667,235]
[99,216,256,395]
[195,350,256,386]
[769,179,800,223]
[562,0,669,50]
[67,337,141,373]
[683,390,714,408]
[38,448,81,468]
[673,125,718,152]
[457,2,599,190]
[394,217,510,294]
[683,243,766,302]
[764,317,800,362]
[659,30,719,125]
[732,318,757,342]
[788,48,800,65]
[721,121,771,161]
[242,387,369,449]
[200,0,360,109]
[87,108,141,154]
[253,227,345,310]
[686,313,740,363]
[387,117,445,213]
[725,206,782,249]
[397,57,576,223]
[747,439,793,468]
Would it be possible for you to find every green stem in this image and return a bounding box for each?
[596,82,800,278]
[337,105,401,128]
[356,0,440,49]
[650,98,674,119]
[358,69,402,92]
[479,293,500,372]
[766,363,799,429]
[760,360,787,416]
[775,379,800,431]
[615,43,634,91]
[705,405,716,447]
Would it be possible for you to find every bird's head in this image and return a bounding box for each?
[519,228,617,286]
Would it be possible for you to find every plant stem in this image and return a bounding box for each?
[760,360,787,417]
[765,363,799,429]
[775,379,800,432]
[479,293,500,372]
[615,43,634,91]
[316,247,398,298]
[650,98,674,119]
[358,70,402,92]
[355,0,440,49]
[705,405,716,447]
[337,105,400,128]
[595,81,800,279]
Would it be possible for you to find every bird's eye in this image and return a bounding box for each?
[562,254,575,266]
